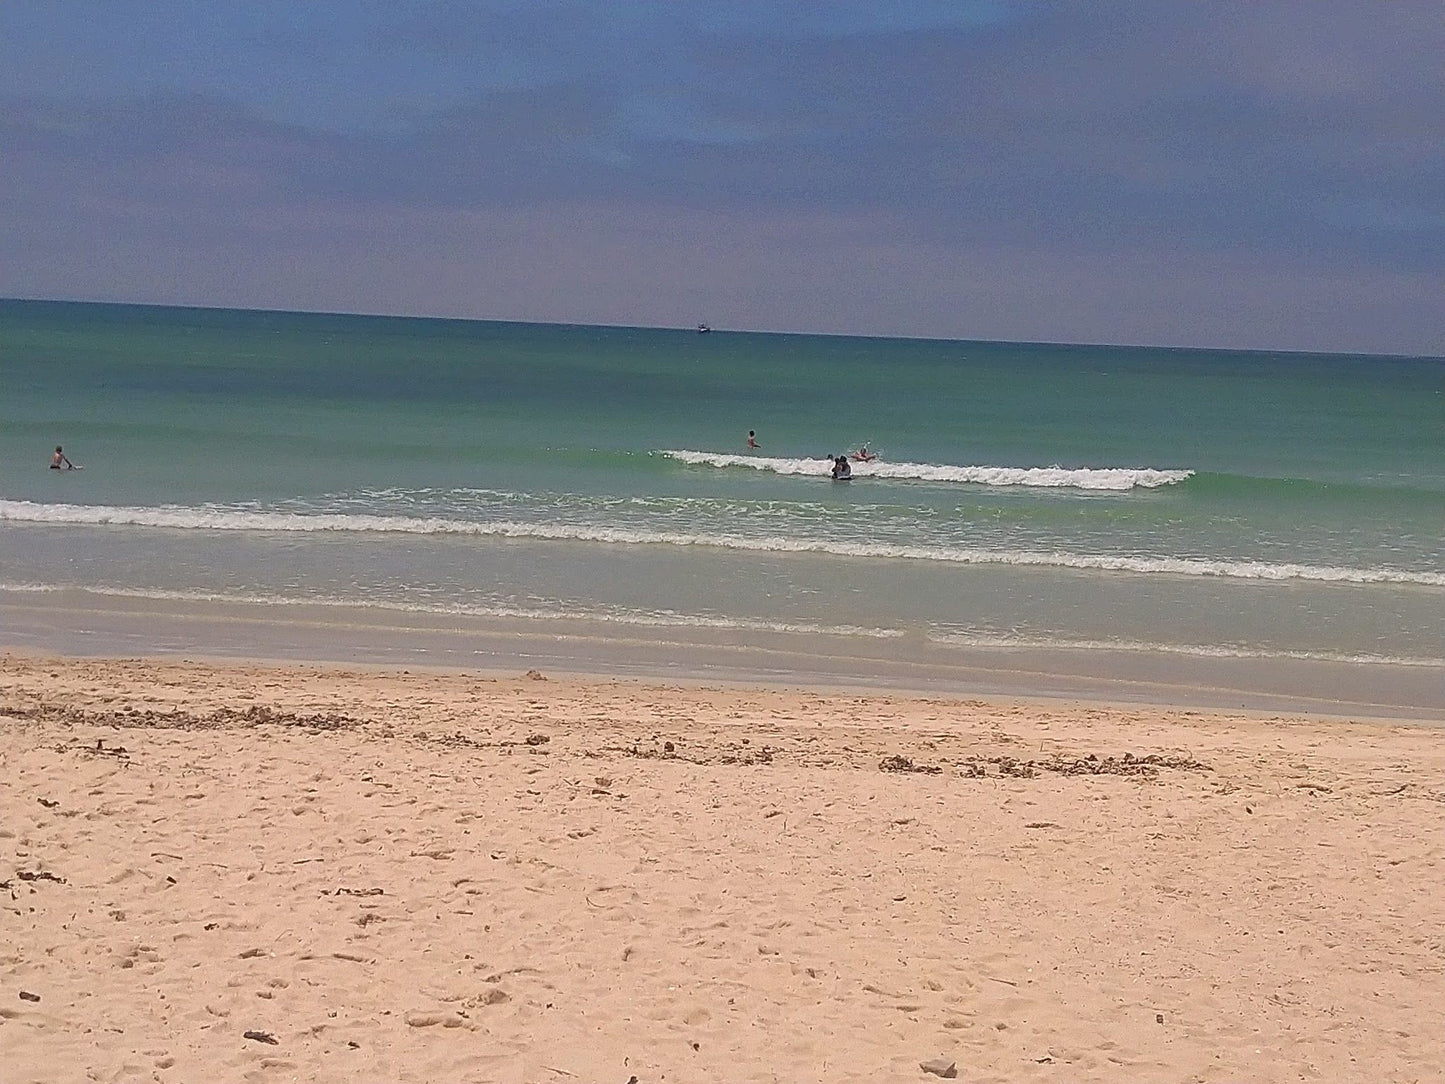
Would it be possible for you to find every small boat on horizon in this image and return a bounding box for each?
[696,323,712,334]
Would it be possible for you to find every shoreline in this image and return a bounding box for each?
[3,587,1443,723]
[3,653,1442,1083]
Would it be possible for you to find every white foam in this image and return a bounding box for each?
[0,581,903,640]
[5,581,1439,669]
[4,500,1442,586]
[658,450,1192,490]
[924,629,1445,668]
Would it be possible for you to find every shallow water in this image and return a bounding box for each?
[4,299,1443,669]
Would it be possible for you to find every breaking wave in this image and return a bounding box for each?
[657,450,1191,490]
[4,499,1441,586]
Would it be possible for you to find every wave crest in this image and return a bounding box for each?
[4,499,1440,587]
[657,450,1191,490]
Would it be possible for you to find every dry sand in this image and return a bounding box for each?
[2,653,1442,1083]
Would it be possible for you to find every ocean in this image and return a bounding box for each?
[3,299,1443,706]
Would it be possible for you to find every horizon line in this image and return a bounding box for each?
[3,294,1440,363]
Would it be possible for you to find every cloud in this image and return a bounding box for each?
[1,1,1441,353]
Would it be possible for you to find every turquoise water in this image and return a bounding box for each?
[3,299,1443,666]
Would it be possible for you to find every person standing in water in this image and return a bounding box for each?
[747,430,760,449]
[50,446,74,470]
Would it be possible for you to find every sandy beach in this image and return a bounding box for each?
[2,652,1442,1083]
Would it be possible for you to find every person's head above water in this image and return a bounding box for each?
[55,446,63,453]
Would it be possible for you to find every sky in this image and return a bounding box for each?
[2,1,1442,355]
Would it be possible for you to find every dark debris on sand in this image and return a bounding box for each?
[16,703,363,734]
[879,755,942,775]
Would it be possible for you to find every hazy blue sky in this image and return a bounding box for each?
[3,2,1442,354]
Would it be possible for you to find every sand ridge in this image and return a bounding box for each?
[2,655,1442,1083]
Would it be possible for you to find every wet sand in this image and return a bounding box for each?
[5,587,1444,719]
[3,653,1442,1083]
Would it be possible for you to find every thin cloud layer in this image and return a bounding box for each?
[1,1,1441,353]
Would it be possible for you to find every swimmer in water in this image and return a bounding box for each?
[851,444,876,462]
[748,430,760,449]
[50,446,74,470]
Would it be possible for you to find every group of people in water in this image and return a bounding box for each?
[829,447,875,478]
[747,431,875,480]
